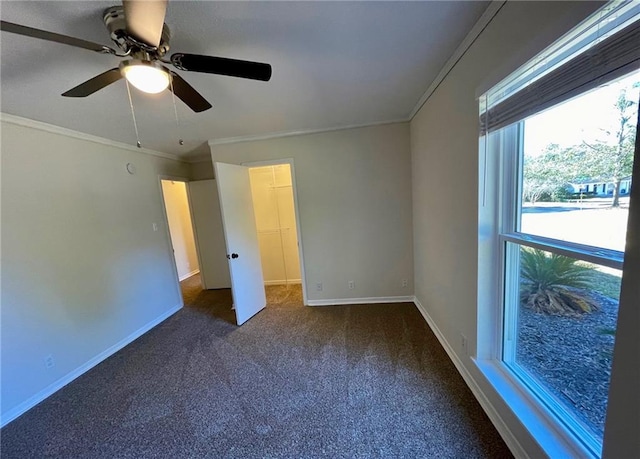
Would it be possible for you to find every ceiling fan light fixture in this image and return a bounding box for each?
[119,59,170,94]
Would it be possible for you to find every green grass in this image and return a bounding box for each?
[587,269,621,301]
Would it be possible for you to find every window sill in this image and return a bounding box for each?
[474,358,599,459]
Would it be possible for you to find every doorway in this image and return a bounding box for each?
[160,179,200,289]
[160,176,238,323]
[204,159,308,325]
[246,161,306,306]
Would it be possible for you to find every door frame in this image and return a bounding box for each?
[157,175,203,306]
[242,158,309,306]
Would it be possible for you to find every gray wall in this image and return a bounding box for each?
[210,122,414,303]
[188,159,215,181]
[1,118,189,423]
[409,1,640,457]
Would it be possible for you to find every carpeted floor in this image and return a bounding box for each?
[1,275,513,458]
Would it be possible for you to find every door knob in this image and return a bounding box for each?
[231,253,239,259]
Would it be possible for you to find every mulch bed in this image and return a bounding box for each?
[516,291,618,437]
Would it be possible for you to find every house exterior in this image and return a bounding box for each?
[568,176,633,196]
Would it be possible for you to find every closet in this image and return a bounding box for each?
[248,164,301,285]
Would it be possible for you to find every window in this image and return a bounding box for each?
[479,2,640,456]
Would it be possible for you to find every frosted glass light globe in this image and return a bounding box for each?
[120,60,170,94]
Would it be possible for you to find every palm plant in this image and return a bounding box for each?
[520,248,598,316]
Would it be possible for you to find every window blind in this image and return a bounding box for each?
[480,13,640,135]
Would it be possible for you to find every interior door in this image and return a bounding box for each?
[187,179,231,289]
[214,162,266,325]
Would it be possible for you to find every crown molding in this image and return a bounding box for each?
[408,0,507,120]
[184,155,214,164]
[208,118,409,147]
[2,3,505,155]
[0,113,184,162]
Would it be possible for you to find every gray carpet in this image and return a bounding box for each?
[1,276,513,458]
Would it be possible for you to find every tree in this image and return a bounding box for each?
[522,82,638,206]
[582,86,637,207]
[523,144,591,203]
[523,148,561,204]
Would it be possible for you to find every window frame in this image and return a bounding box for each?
[482,85,631,455]
[476,2,640,436]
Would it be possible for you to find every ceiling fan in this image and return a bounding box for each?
[0,0,272,113]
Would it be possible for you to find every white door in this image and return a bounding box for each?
[214,162,266,325]
[187,180,231,289]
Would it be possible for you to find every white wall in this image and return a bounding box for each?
[249,165,301,285]
[0,118,189,424]
[409,1,623,457]
[210,122,413,303]
[161,180,199,280]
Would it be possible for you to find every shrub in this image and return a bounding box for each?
[520,248,599,316]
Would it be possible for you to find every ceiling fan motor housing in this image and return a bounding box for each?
[103,6,171,58]
[0,2,270,114]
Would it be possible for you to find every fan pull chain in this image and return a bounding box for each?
[125,79,142,148]
[169,77,184,146]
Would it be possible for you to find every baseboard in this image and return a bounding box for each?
[307,295,414,306]
[264,279,302,286]
[0,304,182,428]
[179,269,200,281]
[412,297,528,459]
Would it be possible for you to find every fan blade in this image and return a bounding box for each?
[0,20,112,53]
[123,0,167,48]
[167,70,212,113]
[62,68,123,97]
[171,53,272,81]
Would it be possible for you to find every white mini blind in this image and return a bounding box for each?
[480,2,640,135]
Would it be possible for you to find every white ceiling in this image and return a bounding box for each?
[1,1,489,159]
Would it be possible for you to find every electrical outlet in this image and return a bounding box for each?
[316,282,323,291]
[44,354,55,369]
[460,334,468,355]
[401,279,408,288]
[348,280,355,290]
